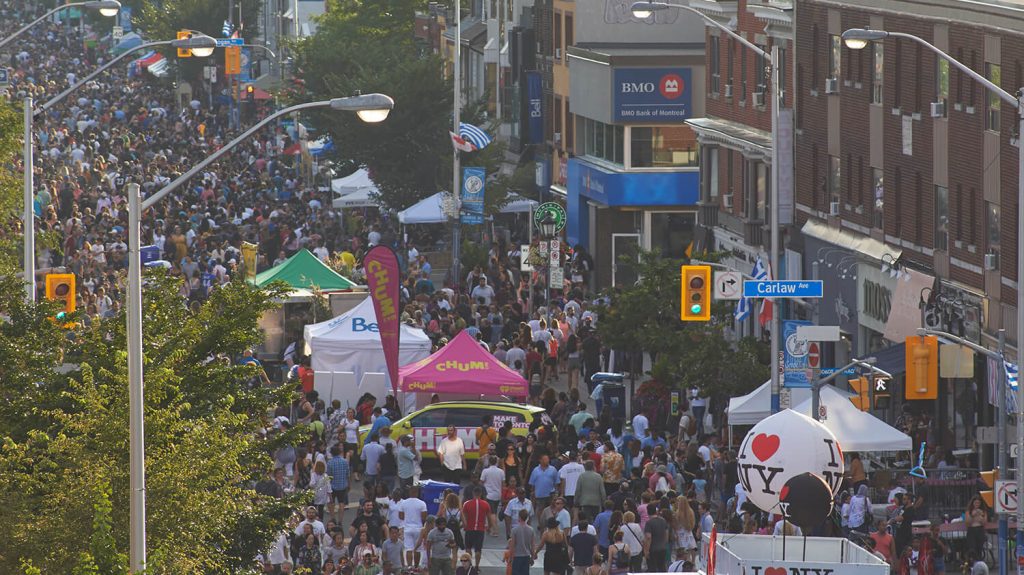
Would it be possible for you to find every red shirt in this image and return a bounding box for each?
[462,498,491,531]
[298,366,314,394]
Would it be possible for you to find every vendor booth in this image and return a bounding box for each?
[304,296,432,382]
[398,330,528,406]
[793,386,912,451]
[252,249,359,291]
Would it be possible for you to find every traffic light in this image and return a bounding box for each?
[980,469,998,509]
[246,84,255,102]
[905,335,938,400]
[850,376,870,411]
[680,265,711,321]
[45,273,76,319]
[177,31,192,58]
[873,375,892,410]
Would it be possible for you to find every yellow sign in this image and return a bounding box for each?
[176,31,192,58]
[224,46,241,75]
[241,242,258,281]
[435,360,490,372]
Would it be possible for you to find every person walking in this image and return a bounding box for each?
[427,516,458,575]
[462,487,494,569]
[508,509,537,575]
[397,435,420,489]
[575,461,607,521]
[537,517,570,575]
[643,508,672,572]
[437,426,467,485]
[327,445,351,526]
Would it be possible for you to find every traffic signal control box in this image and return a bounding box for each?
[680,265,711,321]
[905,335,938,400]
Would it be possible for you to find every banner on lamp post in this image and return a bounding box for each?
[461,167,485,225]
[364,246,402,395]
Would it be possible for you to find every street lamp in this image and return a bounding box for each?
[539,212,557,313]
[632,0,787,414]
[15,0,123,301]
[124,93,393,573]
[845,26,1024,575]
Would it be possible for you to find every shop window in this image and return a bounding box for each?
[987,202,1001,269]
[935,185,948,251]
[872,168,884,230]
[579,117,623,167]
[987,63,1001,132]
[872,43,884,104]
[630,125,698,168]
[935,58,948,115]
[649,212,696,260]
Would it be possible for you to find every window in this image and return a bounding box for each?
[871,42,884,104]
[410,408,449,428]
[630,126,698,168]
[914,44,923,112]
[872,168,884,230]
[778,47,787,102]
[956,184,963,241]
[740,48,747,101]
[970,51,978,107]
[708,147,719,198]
[553,96,562,144]
[936,58,949,114]
[565,14,573,48]
[829,35,841,80]
[828,155,841,203]
[987,201,1001,269]
[727,150,734,202]
[579,117,623,166]
[710,35,720,93]
[650,213,696,260]
[755,45,768,94]
[755,162,768,221]
[565,99,573,152]
[956,48,965,104]
[857,156,864,206]
[445,409,492,428]
[894,39,902,108]
[554,12,562,60]
[935,185,948,251]
[894,167,903,236]
[987,63,1001,131]
[811,25,820,88]
[797,63,804,127]
[727,39,735,92]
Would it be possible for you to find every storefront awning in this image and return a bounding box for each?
[686,116,772,160]
[801,219,901,263]
[862,342,907,377]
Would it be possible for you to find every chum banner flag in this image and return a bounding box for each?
[364,245,402,394]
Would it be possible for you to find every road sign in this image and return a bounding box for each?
[796,325,842,341]
[534,202,566,233]
[808,342,821,369]
[780,388,792,409]
[549,239,560,267]
[0,68,9,89]
[519,244,532,272]
[820,367,857,376]
[215,38,245,47]
[550,265,564,287]
[977,426,996,445]
[743,280,824,298]
[818,405,828,420]
[112,25,123,41]
[996,480,1018,514]
[1013,444,1019,459]
[713,271,742,301]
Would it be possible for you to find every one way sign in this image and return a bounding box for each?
[714,271,743,301]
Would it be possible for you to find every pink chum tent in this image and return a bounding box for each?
[398,330,529,397]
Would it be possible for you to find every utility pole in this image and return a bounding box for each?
[451,0,462,294]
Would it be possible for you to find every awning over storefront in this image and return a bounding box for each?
[801,219,901,263]
[686,116,772,160]
[866,342,907,376]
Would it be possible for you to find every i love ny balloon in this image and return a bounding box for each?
[737,409,844,514]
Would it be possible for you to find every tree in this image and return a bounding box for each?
[0,271,299,573]
[597,249,768,403]
[129,0,263,43]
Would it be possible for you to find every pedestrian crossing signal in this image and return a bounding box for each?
[681,265,711,321]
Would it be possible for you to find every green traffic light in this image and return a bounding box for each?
[690,304,702,314]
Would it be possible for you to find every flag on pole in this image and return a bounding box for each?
[454,122,492,151]
[734,257,767,322]
[758,259,774,327]
[450,131,475,153]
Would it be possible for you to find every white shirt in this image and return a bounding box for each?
[295,518,326,537]
[772,520,802,536]
[568,524,597,537]
[698,445,712,463]
[559,461,585,496]
[387,499,404,527]
[399,497,428,529]
[481,465,505,501]
[618,523,644,557]
[437,436,466,470]
[343,418,360,443]
[269,531,290,564]
[631,414,649,439]
[734,483,747,511]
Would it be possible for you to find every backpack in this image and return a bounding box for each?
[614,544,630,569]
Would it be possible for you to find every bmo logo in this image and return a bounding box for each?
[660,74,684,99]
[621,81,656,94]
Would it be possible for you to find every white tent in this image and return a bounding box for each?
[304,297,432,385]
[398,192,447,224]
[500,193,539,213]
[331,168,377,195]
[727,380,855,426]
[332,186,378,208]
[792,386,912,452]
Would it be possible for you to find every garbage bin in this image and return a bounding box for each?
[419,480,460,515]
[589,372,624,395]
[599,382,627,420]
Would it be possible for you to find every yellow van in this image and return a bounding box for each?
[358,401,546,460]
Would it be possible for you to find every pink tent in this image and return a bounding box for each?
[398,330,528,396]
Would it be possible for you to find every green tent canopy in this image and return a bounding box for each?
[252,249,358,291]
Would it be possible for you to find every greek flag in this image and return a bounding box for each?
[458,122,492,151]
[735,257,768,322]
[222,20,233,37]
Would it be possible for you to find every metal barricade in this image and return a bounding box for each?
[867,468,981,522]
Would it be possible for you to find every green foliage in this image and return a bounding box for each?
[0,270,295,573]
[460,239,490,272]
[130,0,263,42]
[0,101,27,269]
[597,249,768,402]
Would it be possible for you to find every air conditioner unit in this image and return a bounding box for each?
[753,92,766,107]
[829,201,840,216]
[723,194,734,209]
[553,132,562,145]
[930,101,946,118]
[724,84,734,98]
[825,78,839,94]
[985,253,998,270]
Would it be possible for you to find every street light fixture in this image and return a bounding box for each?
[124,93,393,573]
[841,29,889,50]
[630,0,665,19]
[86,0,123,17]
[539,212,557,238]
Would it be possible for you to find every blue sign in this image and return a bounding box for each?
[238,47,253,82]
[352,317,379,332]
[139,245,160,265]
[784,320,814,388]
[461,167,485,225]
[820,367,857,376]
[613,67,693,123]
[215,38,245,47]
[120,6,132,32]
[526,71,543,144]
[743,280,824,298]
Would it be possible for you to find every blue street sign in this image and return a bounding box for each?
[819,367,858,376]
[215,38,244,47]
[743,280,824,298]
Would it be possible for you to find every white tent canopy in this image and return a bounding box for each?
[304,297,432,385]
[727,380,855,426]
[499,194,539,213]
[331,168,377,195]
[792,386,912,452]
[397,192,539,224]
[332,186,378,208]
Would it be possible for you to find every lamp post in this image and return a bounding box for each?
[451,0,463,294]
[539,212,557,314]
[16,0,123,302]
[124,93,393,573]
[633,0,785,413]
[844,26,1024,575]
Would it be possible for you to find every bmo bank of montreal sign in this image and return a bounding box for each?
[613,68,692,123]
